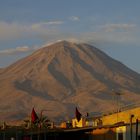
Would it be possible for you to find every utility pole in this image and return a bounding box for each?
[136,119,138,140]
[115,92,122,123]
[130,114,134,140]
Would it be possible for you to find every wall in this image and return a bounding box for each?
[91,127,116,140]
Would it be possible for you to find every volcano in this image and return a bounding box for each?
[0,40,140,122]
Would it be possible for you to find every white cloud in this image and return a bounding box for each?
[45,21,63,25]
[31,21,63,29]
[100,23,136,32]
[0,20,140,49]
[69,16,80,21]
[76,31,140,46]
[0,46,39,55]
[0,20,63,41]
[0,21,29,40]
[0,30,140,56]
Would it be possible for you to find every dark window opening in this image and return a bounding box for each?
[118,133,123,140]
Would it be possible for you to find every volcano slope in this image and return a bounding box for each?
[0,40,140,121]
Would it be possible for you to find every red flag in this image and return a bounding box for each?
[75,107,82,122]
[31,108,38,123]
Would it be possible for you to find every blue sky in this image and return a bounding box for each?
[0,0,140,73]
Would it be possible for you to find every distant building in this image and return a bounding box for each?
[71,116,103,128]
[60,122,67,128]
[72,118,86,128]
[101,106,140,126]
[88,106,140,140]
[91,121,140,140]
[60,121,72,128]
